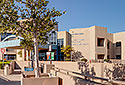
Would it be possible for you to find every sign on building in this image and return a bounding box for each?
[0,48,6,54]
[46,52,51,60]
[51,52,54,60]
[46,52,54,60]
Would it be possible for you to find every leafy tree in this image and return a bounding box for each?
[61,45,73,60]
[20,39,34,60]
[0,0,65,77]
[72,50,84,61]
[18,50,22,57]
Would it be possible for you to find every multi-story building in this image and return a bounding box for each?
[0,27,58,61]
[113,32,125,60]
[57,31,71,47]
[1,25,124,61]
[57,31,71,60]
[69,26,125,60]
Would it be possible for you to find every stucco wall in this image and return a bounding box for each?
[57,31,71,47]
[21,77,58,85]
[113,32,125,60]
[69,26,114,60]
[48,61,113,85]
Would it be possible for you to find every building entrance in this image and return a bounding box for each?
[39,53,46,61]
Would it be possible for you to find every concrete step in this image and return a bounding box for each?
[12,69,21,74]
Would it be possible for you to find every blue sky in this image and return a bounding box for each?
[48,0,125,33]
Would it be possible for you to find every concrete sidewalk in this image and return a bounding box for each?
[0,74,21,81]
[0,74,21,85]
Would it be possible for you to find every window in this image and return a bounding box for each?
[71,33,84,35]
[4,54,16,60]
[57,39,64,47]
[51,42,53,44]
[1,33,14,41]
[116,55,121,59]
[49,31,57,45]
[107,41,110,49]
[97,54,104,59]
[107,55,110,59]
[116,42,121,47]
[97,38,105,47]
[6,49,15,52]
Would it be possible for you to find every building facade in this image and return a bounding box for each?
[57,31,71,60]
[69,26,125,60]
[1,25,124,61]
[113,32,125,60]
[0,28,58,61]
[57,31,71,47]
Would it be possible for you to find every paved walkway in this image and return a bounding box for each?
[1,74,21,81]
[0,74,21,85]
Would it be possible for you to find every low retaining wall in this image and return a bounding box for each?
[21,77,59,85]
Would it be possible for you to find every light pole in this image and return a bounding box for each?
[49,44,52,64]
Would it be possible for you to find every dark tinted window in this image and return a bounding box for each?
[116,55,121,59]
[97,54,104,59]
[1,33,13,41]
[97,38,105,46]
[107,41,110,49]
[116,42,121,47]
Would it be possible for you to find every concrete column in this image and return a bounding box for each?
[44,64,55,73]
[22,49,26,61]
[26,50,29,61]
[0,53,2,60]
[4,64,9,75]
[101,63,104,83]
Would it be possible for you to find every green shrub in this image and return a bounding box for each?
[0,61,11,69]
[104,59,109,62]
[0,64,3,69]
[81,58,88,62]
[18,50,22,57]
[65,58,71,61]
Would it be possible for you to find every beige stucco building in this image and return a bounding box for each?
[113,32,125,60]
[67,26,125,60]
[57,31,71,47]
[0,27,58,61]
[57,31,71,60]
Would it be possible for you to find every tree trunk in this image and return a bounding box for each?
[34,36,40,78]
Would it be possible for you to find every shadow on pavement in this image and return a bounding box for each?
[0,76,21,85]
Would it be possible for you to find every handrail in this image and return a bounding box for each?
[52,67,108,81]
[52,66,125,84]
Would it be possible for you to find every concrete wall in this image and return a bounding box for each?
[69,26,125,60]
[40,61,112,76]
[58,31,71,47]
[95,26,113,59]
[113,32,125,60]
[69,26,114,60]
[16,61,116,85]
[21,77,59,85]
[50,61,112,78]
[48,61,113,85]
[70,27,91,60]
[51,70,75,85]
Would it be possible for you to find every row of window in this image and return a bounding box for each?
[97,38,121,48]
[97,54,121,59]
[1,33,13,41]
[48,31,57,45]
[71,33,84,35]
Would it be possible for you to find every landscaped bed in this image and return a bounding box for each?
[0,61,11,69]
